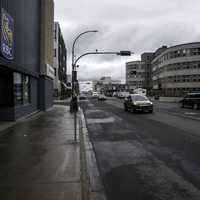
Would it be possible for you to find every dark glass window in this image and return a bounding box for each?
[13,73,30,106]
[23,76,30,104]
[14,73,23,106]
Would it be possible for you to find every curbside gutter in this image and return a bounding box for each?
[79,108,107,200]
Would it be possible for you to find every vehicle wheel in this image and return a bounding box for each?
[149,110,153,113]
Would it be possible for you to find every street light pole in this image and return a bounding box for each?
[72,50,132,138]
[71,30,98,142]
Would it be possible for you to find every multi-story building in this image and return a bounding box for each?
[92,77,122,94]
[94,76,121,85]
[126,61,145,90]
[152,42,200,97]
[40,0,55,110]
[141,52,155,94]
[53,22,67,97]
[0,0,54,121]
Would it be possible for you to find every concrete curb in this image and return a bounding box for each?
[79,108,107,200]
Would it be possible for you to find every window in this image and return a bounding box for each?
[23,76,30,104]
[54,49,56,57]
[14,73,23,106]
[13,73,30,106]
[54,29,57,40]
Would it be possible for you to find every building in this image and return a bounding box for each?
[0,0,54,121]
[152,42,200,97]
[79,81,93,93]
[126,61,145,91]
[53,22,67,97]
[94,76,121,85]
[141,53,155,95]
[67,74,72,84]
[40,0,55,110]
[92,76,121,94]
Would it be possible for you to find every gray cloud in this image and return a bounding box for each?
[55,0,200,80]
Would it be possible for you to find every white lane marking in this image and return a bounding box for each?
[87,117,115,124]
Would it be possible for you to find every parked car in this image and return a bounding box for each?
[181,93,200,110]
[124,94,153,113]
[118,92,130,99]
[113,92,119,97]
[92,92,99,98]
[98,94,107,101]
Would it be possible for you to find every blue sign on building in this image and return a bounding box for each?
[1,8,14,60]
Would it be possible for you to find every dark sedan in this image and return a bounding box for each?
[124,94,153,113]
[181,93,200,110]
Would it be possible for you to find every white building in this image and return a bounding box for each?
[152,42,200,97]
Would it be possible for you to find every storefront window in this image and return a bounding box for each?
[23,76,30,104]
[14,73,23,105]
[13,73,30,106]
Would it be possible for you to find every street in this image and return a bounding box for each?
[81,97,200,200]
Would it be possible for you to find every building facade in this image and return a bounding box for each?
[141,52,155,94]
[152,42,200,97]
[126,61,145,90]
[92,77,122,94]
[0,0,54,121]
[53,22,67,97]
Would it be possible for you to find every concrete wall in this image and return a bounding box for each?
[38,76,54,111]
[40,0,54,75]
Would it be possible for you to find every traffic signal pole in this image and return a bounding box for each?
[71,30,98,142]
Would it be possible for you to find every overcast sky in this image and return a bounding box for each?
[54,0,200,82]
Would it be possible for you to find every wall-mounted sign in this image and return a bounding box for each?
[1,8,14,60]
[46,64,55,79]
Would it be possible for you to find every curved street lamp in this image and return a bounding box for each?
[72,50,133,141]
[72,30,98,98]
[71,30,98,141]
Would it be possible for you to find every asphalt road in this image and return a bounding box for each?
[81,97,200,200]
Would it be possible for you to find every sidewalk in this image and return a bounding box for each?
[0,105,82,200]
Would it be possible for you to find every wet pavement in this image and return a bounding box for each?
[82,97,200,200]
[0,105,81,200]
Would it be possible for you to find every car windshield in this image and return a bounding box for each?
[131,95,148,101]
